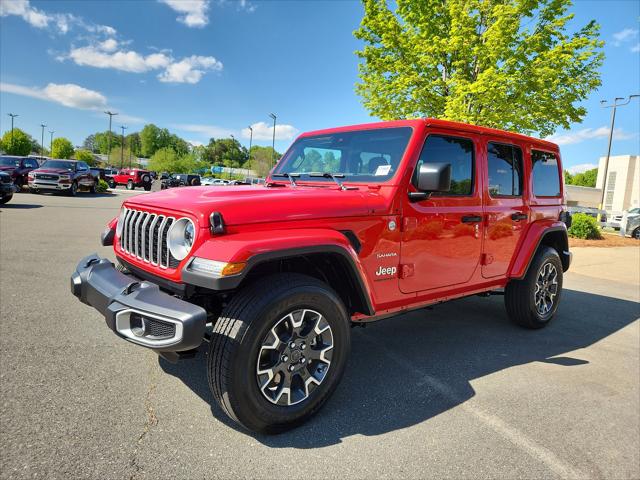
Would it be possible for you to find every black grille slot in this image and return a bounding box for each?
[1,175,12,184]
[145,318,176,339]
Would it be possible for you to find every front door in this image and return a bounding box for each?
[482,140,529,278]
[400,133,484,293]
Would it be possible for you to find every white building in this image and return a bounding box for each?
[595,155,639,213]
[565,185,602,209]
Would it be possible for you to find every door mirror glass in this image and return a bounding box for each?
[416,162,451,193]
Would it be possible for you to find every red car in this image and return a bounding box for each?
[0,155,40,191]
[109,168,152,191]
[72,119,571,433]
[28,159,96,196]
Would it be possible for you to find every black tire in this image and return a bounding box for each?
[89,180,97,194]
[14,178,23,192]
[126,180,134,190]
[505,246,563,329]
[143,183,151,191]
[207,273,350,434]
[0,194,12,204]
[108,179,116,189]
[68,181,78,197]
[633,228,640,240]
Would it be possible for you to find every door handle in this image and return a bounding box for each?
[511,213,528,221]
[461,215,483,223]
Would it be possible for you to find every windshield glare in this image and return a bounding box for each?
[0,156,21,167]
[42,160,76,171]
[274,127,413,183]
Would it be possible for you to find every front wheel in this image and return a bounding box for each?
[143,183,151,191]
[207,273,350,434]
[0,194,12,204]
[505,246,563,329]
[633,228,640,240]
[89,180,97,194]
[68,181,78,197]
[108,179,116,189]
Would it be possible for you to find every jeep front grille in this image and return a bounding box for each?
[119,208,178,268]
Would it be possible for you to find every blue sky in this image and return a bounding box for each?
[0,0,638,172]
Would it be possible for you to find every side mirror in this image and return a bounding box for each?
[409,163,451,202]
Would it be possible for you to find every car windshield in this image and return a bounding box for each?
[42,160,76,171]
[273,127,413,184]
[0,156,21,167]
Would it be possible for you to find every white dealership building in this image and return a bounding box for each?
[595,155,639,213]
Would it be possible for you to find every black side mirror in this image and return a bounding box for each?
[409,163,451,202]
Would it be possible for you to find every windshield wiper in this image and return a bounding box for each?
[308,172,355,190]
[271,172,300,187]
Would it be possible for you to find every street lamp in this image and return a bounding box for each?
[8,113,18,151]
[40,123,46,159]
[269,113,277,169]
[120,125,128,169]
[104,110,118,164]
[247,125,253,165]
[48,130,55,153]
[597,95,640,221]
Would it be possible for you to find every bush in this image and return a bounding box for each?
[96,179,110,193]
[568,213,602,239]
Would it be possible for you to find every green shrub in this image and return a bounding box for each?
[96,179,110,193]
[568,213,602,239]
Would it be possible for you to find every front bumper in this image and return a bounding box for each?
[70,254,207,354]
[1,183,16,195]
[29,179,71,190]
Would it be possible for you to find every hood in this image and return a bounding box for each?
[33,167,74,174]
[125,185,388,227]
[0,166,16,173]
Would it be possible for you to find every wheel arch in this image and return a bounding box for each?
[510,222,571,280]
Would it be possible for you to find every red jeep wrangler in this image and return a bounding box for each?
[109,168,152,191]
[71,119,571,433]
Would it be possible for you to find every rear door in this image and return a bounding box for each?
[481,140,530,278]
[400,132,484,293]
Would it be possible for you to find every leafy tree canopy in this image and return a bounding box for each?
[51,137,75,159]
[148,147,208,174]
[248,145,282,177]
[564,167,597,188]
[354,0,604,136]
[0,128,35,156]
[74,149,96,165]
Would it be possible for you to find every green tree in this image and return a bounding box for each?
[83,134,97,153]
[204,138,248,167]
[354,0,604,136]
[148,148,207,173]
[74,149,96,165]
[126,132,142,157]
[248,145,282,177]
[94,131,121,154]
[50,137,75,159]
[570,168,597,187]
[1,128,36,156]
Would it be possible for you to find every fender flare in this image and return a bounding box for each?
[509,222,570,280]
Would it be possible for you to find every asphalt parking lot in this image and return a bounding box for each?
[1,192,639,479]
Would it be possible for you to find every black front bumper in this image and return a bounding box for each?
[1,183,16,195]
[71,254,207,354]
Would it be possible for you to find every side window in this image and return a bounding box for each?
[531,150,560,197]
[78,162,88,170]
[487,143,523,196]
[413,135,474,195]
[25,159,38,168]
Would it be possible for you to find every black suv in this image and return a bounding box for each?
[161,173,201,189]
[0,156,40,191]
[0,171,17,204]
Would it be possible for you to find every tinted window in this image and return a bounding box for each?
[25,159,39,168]
[77,162,88,170]
[41,160,76,170]
[413,135,474,195]
[531,150,560,197]
[0,156,22,167]
[487,143,523,196]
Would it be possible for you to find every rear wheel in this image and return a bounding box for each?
[126,180,134,190]
[505,246,563,329]
[207,273,350,433]
[633,227,640,240]
[14,178,23,192]
[143,183,151,191]
[108,179,116,189]
[89,180,97,194]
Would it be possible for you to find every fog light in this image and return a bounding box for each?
[189,258,246,277]
[130,313,146,337]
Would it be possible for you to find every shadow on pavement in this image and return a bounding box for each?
[0,202,43,209]
[160,288,639,447]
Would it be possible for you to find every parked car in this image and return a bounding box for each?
[71,118,572,434]
[161,173,201,189]
[0,155,40,191]
[201,177,229,186]
[0,171,17,204]
[28,159,96,196]
[620,208,640,239]
[109,168,152,190]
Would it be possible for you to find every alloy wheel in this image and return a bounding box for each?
[534,262,558,316]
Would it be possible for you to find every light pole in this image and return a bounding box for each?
[269,113,277,169]
[247,125,253,166]
[8,113,18,151]
[104,110,118,165]
[120,125,128,169]
[40,123,46,158]
[597,95,639,222]
[229,134,236,179]
[48,130,55,153]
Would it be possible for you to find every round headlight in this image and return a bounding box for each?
[116,208,126,237]
[167,218,196,261]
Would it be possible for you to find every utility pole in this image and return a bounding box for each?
[48,130,55,153]
[229,134,236,179]
[597,95,639,222]
[40,123,46,159]
[104,110,118,165]
[120,125,128,169]
[8,113,18,152]
[247,125,253,166]
[269,113,277,169]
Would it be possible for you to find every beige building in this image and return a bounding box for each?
[595,155,639,213]
[565,185,602,209]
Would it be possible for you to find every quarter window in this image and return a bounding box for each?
[531,150,561,197]
[414,135,474,195]
[487,143,523,196]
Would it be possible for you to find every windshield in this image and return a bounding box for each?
[0,156,21,167]
[274,127,413,184]
[41,160,76,171]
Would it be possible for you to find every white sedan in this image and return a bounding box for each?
[201,177,230,186]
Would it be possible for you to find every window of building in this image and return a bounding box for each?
[531,150,561,197]
[413,135,474,195]
[487,143,523,196]
[605,171,617,210]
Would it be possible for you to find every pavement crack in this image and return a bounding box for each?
[129,360,159,480]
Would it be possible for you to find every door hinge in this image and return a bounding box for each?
[481,253,494,266]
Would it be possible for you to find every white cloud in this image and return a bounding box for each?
[1,82,108,110]
[160,0,209,27]
[98,38,118,52]
[172,124,235,138]
[612,28,638,46]
[238,0,256,13]
[158,55,222,83]
[242,122,299,141]
[566,163,598,175]
[187,139,204,147]
[545,126,635,146]
[632,43,640,53]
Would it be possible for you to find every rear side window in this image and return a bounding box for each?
[531,150,561,197]
[487,143,523,196]
[414,135,474,195]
